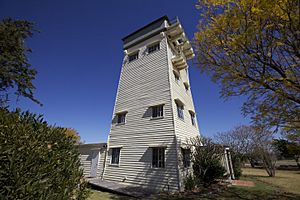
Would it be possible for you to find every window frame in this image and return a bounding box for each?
[176,103,184,120]
[151,104,164,119]
[128,52,139,62]
[116,112,126,125]
[173,71,180,84]
[190,111,196,126]
[184,82,189,92]
[147,42,160,54]
[152,147,165,168]
[181,148,191,168]
[111,148,121,165]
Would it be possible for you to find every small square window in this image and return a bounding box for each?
[148,43,160,54]
[176,103,184,120]
[117,113,126,124]
[111,148,121,165]
[152,147,165,168]
[182,148,191,168]
[128,52,138,62]
[152,105,164,118]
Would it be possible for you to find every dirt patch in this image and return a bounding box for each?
[231,180,255,187]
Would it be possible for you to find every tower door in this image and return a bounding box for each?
[90,150,99,178]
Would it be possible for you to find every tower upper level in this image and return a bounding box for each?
[122,16,195,70]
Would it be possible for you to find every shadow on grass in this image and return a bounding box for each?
[89,176,300,200]
[222,186,300,200]
[91,185,300,200]
[243,174,286,179]
[89,184,136,200]
[152,186,300,200]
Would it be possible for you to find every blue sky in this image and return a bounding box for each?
[1,0,250,143]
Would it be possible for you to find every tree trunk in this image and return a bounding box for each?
[265,166,276,177]
[262,152,276,177]
[249,158,256,168]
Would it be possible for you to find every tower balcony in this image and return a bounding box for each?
[171,51,188,70]
[166,17,195,71]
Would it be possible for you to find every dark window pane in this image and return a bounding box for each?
[152,105,163,118]
[117,113,126,124]
[152,106,158,118]
[129,53,138,62]
[177,104,184,119]
[148,43,160,54]
[111,148,120,164]
[182,148,191,168]
[174,72,180,84]
[190,113,195,126]
[152,147,165,168]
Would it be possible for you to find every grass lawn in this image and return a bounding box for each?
[87,190,133,200]
[87,168,300,200]
[242,167,300,195]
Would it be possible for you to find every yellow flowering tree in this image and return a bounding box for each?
[194,0,300,131]
[65,128,81,144]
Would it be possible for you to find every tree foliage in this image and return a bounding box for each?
[0,18,40,106]
[216,125,277,176]
[65,128,82,144]
[273,131,300,168]
[0,108,89,199]
[230,151,242,179]
[194,0,300,131]
[215,125,254,161]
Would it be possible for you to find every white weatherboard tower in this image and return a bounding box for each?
[103,16,200,192]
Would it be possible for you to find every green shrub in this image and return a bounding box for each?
[193,158,227,187]
[184,174,196,191]
[231,151,242,179]
[0,108,89,200]
[191,137,227,187]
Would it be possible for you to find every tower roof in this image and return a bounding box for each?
[122,16,194,61]
[122,16,170,49]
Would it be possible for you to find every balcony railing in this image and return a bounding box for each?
[171,50,187,70]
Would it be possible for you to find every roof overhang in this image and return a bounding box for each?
[76,143,107,150]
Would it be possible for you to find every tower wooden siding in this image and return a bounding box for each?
[103,17,200,191]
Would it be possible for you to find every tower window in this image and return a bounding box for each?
[184,82,189,91]
[148,43,160,54]
[173,71,180,84]
[176,103,184,120]
[182,148,191,168]
[152,147,165,168]
[190,111,196,126]
[152,105,164,118]
[117,112,126,124]
[128,52,138,62]
[111,148,121,165]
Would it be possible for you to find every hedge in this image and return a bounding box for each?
[0,108,89,199]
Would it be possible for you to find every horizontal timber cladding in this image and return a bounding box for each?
[79,146,105,178]
[104,34,180,191]
[167,42,200,142]
[104,143,179,191]
[166,38,201,190]
[78,149,92,177]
